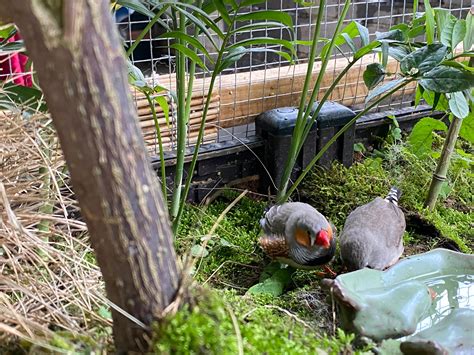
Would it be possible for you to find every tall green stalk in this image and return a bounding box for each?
[145,93,167,203]
[172,9,240,233]
[282,79,414,201]
[170,12,188,219]
[424,116,463,210]
[276,0,327,200]
[277,0,351,202]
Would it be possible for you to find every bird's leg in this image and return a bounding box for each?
[318,265,337,277]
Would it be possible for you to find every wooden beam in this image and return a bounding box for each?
[141,55,416,131]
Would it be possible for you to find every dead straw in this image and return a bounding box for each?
[0,111,111,351]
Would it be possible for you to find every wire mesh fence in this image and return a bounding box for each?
[1,1,470,154]
[119,0,471,154]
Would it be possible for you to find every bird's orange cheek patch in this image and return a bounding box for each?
[327,227,333,240]
[295,227,311,247]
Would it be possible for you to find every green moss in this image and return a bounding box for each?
[152,289,360,354]
[301,142,473,252]
[176,191,268,286]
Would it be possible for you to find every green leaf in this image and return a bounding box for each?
[415,83,424,107]
[354,41,380,60]
[98,306,112,320]
[408,117,447,157]
[115,0,155,17]
[190,244,209,258]
[413,13,426,27]
[422,89,449,111]
[407,24,425,38]
[0,40,24,53]
[448,91,469,118]
[354,142,366,153]
[0,83,47,113]
[170,4,221,48]
[247,268,293,297]
[387,45,410,61]
[441,18,466,50]
[355,22,370,47]
[363,63,386,90]
[0,24,16,43]
[423,0,435,44]
[341,33,356,53]
[230,21,289,36]
[218,46,247,73]
[366,78,405,103]
[127,60,146,86]
[213,0,231,26]
[432,92,442,111]
[441,60,474,72]
[375,29,406,41]
[464,12,473,51]
[459,111,474,143]
[219,238,236,248]
[438,181,452,199]
[320,21,362,59]
[170,43,208,71]
[420,65,474,93]
[158,31,213,63]
[435,8,455,41]
[381,41,389,67]
[235,10,293,29]
[400,44,448,76]
[154,95,170,127]
[229,37,296,55]
[390,23,410,33]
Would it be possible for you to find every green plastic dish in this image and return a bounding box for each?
[322,249,474,342]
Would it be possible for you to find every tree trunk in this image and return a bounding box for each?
[0,1,183,352]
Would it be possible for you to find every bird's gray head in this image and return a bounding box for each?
[285,210,334,253]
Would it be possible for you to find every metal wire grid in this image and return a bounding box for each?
[0,2,469,153]
[120,0,470,153]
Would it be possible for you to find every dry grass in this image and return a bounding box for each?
[0,111,111,352]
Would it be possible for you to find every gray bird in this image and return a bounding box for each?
[340,187,406,271]
[258,202,336,269]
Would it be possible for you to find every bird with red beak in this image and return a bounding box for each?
[259,202,336,270]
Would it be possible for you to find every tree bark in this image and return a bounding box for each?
[0,1,183,352]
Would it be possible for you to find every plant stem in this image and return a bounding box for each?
[184,0,202,121]
[145,93,167,203]
[425,115,463,210]
[276,0,327,201]
[170,11,188,220]
[282,79,414,201]
[172,8,239,233]
[277,0,351,202]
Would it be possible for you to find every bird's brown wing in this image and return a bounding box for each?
[374,198,406,249]
[258,235,289,258]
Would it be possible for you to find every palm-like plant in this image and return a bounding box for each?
[119,0,296,232]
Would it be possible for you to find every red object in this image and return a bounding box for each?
[315,229,331,248]
[0,33,32,87]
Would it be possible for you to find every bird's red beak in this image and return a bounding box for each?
[315,229,331,249]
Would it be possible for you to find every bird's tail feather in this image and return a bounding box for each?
[385,186,401,205]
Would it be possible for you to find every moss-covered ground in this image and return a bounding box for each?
[154,136,472,354]
[6,130,472,353]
